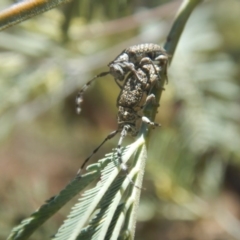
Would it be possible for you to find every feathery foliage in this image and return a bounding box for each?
[7,134,146,240]
[53,135,146,240]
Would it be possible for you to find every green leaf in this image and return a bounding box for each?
[53,135,145,240]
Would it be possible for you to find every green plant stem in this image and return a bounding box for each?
[0,0,71,31]
[164,0,204,63]
[143,0,204,142]
[128,142,147,239]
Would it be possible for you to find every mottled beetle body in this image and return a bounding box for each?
[117,63,161,138]
[117,62,160,111]
[76,43,168,114]
[78,62,166,174]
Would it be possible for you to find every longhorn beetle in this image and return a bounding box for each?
[78,59,168,176]
[76,43,168,114]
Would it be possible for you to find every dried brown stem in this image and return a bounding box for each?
[0,0,71,31]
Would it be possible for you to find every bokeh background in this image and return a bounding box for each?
[0,0,240,239]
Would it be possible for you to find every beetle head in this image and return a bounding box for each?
[109,63,126,81]
[109,53,129,81]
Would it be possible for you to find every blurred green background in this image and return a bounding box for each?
[0,0,240,239]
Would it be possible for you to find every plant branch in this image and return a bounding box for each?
[164,0,204,63]
[143,0,204,140]
[0,0,71,31]
[127,143,148,239]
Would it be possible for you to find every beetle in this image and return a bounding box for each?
[78,62,165,174]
